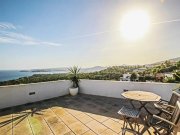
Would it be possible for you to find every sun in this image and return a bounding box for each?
[120,10,150,41]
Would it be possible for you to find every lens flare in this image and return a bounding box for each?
[120,10,150,41]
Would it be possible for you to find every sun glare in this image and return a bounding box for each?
[120,10,150,41]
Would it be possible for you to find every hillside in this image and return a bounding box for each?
[0,57,179,86]
[147,57,180,66]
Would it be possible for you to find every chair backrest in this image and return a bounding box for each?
[171,101,180,125]
[169,91,180,106]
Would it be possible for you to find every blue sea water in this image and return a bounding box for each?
[0,70,67,82]
[0,70,34,82]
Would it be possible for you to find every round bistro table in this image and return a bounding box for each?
[121,91,161,115]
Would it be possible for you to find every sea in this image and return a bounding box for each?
[0,70,67,82]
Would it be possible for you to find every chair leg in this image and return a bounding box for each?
[121,116,127,134]
[122,117,140,135]
[122,129,126,135]
[135,118,140,132]
[166,129,173,135]
[151,126,161,135]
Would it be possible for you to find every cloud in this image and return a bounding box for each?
[152,19,180,25]
[61,30,116,40]
[2,17,179,46]
[0,22,16,30]
[0,22,61,47]
[59,18,180,40]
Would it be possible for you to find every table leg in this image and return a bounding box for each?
[128,100,153,116]
[139,102,153,115]
[130,100,136,109]
[137,101,153,129]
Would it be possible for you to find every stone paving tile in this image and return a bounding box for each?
[110,118,124,124]
[139,125,156,135]
[119,123,152,135]
[114,118,144,135]
[41,108,56,119]
[28,114,53,135]
[100,129,118,135]
[48,115,61,124]
[175,124,180,135]
[68,121,89,135]
[51,106,69,117]
[66,108,83,116]
[75,113,93,124]
[26,110,53,135]
[83,130,96,135]
[41,108,71,135]
[64,131,76,135]
[60,114,79,125]
[48,121,71,135]
[86,120,107,134]
[86,113,109,123]
[102,119,123,133]
[0,111,12,135]
[119,131,134,135]
[0,94,167,135]
[42,109,62,126]
[13,109,33,135]
[13,122,33,135]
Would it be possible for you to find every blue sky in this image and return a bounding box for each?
[0,0,180,70]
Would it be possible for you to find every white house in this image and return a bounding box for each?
[164,73,174,78]
[120,73,131,81]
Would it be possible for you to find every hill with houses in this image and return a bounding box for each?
[0,57,179,86]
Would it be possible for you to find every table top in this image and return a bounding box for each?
[121,91,161,102]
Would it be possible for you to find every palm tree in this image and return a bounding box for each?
[68,66,81,88]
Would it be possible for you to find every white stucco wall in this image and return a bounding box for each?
[0,80,178,109]
[79,80,178,101]
[0,80,71,109]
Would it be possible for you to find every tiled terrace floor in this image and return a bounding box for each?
[0,94,170,135]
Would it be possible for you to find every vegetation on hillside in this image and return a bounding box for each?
[0,61,179,86]
[143,60,180,83]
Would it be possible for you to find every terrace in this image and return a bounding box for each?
[0,80,179,135]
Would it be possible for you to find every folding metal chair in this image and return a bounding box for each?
[118,106,140,135]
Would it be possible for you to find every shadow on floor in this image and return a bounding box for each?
[0,104,44,129]
[0,94,158,134]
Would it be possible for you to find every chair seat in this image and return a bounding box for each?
[154,103,174,114]
[118,106,140,118]
[154,103,171,110]
[150,117,170,130]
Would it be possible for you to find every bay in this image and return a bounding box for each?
[0,70,67,82]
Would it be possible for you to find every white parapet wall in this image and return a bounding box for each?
[0,79,179,109]
[0,80,71,109]
[79,80,178,101]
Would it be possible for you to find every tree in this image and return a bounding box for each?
[130,73,137,81]
[139,76,145,82]
[164,60,171,67]
[176,61,180,68]
[173,71,180,82]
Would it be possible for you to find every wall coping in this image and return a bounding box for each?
[80,79,179,85]
[0,79,179,88]
[0,80,70,88]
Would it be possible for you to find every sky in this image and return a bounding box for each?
[0,0,180,70]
